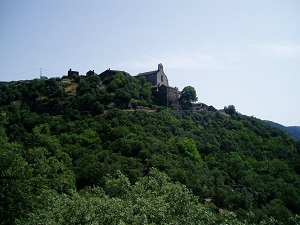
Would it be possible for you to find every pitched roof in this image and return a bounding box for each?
[136,70,158,77]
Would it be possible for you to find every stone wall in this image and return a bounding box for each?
[153,85,180,106]
[142,73,158,86]
[167,86,180,105]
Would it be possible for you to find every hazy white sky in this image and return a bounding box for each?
[0,0,299,126]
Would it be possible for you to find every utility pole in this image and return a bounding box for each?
[40,68,42,78]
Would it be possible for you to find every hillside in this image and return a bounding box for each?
[1,73,300,224]
[264,120,300,141]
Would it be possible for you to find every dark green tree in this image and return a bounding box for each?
[179,86,198,106]
[224,105,237,116]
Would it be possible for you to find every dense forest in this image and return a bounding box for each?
[1,72,300,224]
[264,120,300,141]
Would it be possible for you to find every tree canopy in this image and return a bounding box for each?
[224,105,237,116]
[179,86,198,105]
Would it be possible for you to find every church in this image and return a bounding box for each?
[135,64,180,106]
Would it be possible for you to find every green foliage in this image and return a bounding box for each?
[0,123,75,224]
[18,169,219,225]
[105,72,153,108]
[178,138,203,168]
[1,74,300,224]
[179,85,198,106]
[224,105,237,116]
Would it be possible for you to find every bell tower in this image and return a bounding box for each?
[158,63,163,71]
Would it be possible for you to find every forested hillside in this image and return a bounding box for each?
[264,120,300,141]
[1,73,300,224]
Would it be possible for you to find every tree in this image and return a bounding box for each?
[178,138,203,169]
[179,86,198,106]
[224,105,236,116]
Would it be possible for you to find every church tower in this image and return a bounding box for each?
[158,63,163,71]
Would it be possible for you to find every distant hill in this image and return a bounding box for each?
[264,120,300,141]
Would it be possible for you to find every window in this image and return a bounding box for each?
[161,75,163,82]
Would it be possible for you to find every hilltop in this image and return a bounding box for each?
[0,70,300,224]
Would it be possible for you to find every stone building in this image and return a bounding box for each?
[135,63,169,87]
[68,69,79,78]
[135,64,180,106]
[192,102,208,111]
[86,70,97,76]
[99,69,129,80]
[191,102,217,112]
[153,84,180,106]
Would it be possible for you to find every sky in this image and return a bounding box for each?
[0,0,299,126]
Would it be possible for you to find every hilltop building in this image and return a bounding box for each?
[135,64,180,106]
[99,69,130,80]
[67,69,79,78]
[67,64,215,110]
[86,70,97,76]
[191,102,217,112]
[135,63,169,87]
